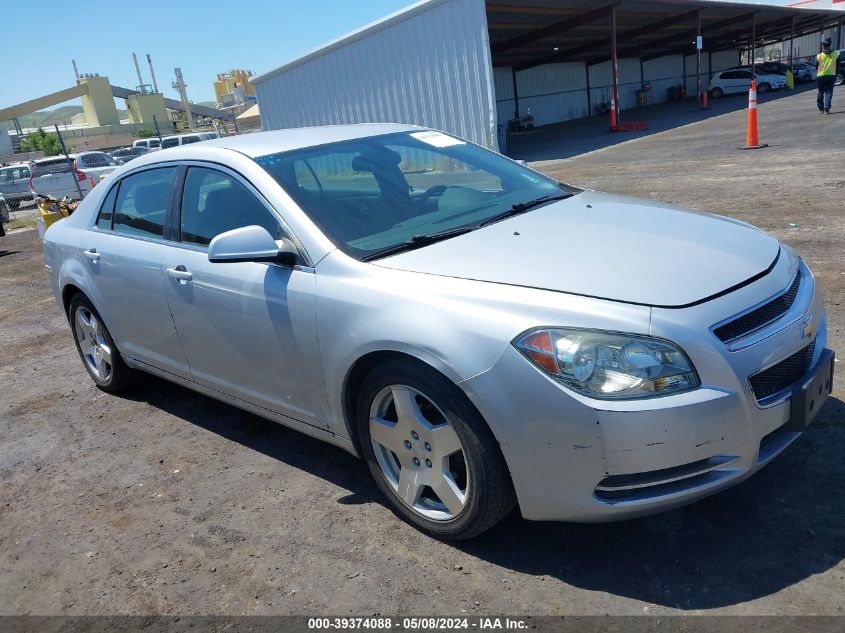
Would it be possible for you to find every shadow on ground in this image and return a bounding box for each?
[124,375,844,610]
[506,85,817,162]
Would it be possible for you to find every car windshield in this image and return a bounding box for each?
[256,131,578,260]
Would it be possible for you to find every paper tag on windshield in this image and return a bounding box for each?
[409,131,465,147]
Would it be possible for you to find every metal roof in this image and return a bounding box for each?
[487,0,843,69]
[252,0,842,85]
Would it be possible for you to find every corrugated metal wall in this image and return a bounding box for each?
[643,55,685,104]
[588,58,641,110]
[253,0,499,148]
[516,63,589,125]
[781,28,839,61]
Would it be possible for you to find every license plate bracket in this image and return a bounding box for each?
[786,348,835,432]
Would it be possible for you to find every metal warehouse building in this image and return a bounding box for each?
[252,0,843,152]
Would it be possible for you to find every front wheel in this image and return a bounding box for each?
[758,82,770,94]
[357,359,515,540]
[836,74,844,87]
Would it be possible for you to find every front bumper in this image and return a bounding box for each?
[462,257,830,522]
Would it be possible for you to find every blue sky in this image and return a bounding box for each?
[0,0,412,109]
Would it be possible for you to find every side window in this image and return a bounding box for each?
[149,139,160,148]
[112,167,176,239]
[737,71,751,79]
[161,138,179,149]
[180,167,283,247]
[95,183,119,230]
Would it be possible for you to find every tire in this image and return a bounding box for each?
[758,83,770,94]
[710,87,723,99]
[357,358,515,540]
[836,74,844,87]
[68,293,134,392]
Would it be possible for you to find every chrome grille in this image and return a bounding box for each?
[749,341,815,402]
[714,272,801,343]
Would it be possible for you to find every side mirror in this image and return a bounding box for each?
[208,225,299,267]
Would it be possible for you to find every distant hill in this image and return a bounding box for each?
[19,105,128,130]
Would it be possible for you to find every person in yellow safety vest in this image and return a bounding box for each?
[816,38,840,114]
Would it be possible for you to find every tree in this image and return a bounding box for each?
[20,128,63,156]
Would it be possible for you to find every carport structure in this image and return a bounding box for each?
[252,0,843,150]
[489,0,843,129]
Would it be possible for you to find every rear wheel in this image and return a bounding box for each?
[357,358,515,540]
[710,87,723,99]
[69,294,134,392]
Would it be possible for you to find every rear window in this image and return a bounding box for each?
[32,159,73,175]
[1,166,30,181]
[161,138,180,149]
[181,136,200,145]
[79,153,118,168]
[149,139,161,148]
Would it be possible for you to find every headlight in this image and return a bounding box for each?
[513,328,700,399]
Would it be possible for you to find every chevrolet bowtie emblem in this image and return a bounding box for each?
[801,314,815,340]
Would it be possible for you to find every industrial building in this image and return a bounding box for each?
[252,0,843,152]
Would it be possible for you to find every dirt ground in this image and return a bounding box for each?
[1,89,844,616]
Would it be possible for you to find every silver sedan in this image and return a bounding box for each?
[43,124,833,539]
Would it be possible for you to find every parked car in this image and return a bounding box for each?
[43,125,832,539]
[0,193,9,223]
[160,132,220,149]
[109,147,150,164]
[0,163,33,210]
[132,138,162,151]
[29,156,93,200]
[74,151,121,182]
[836,48,845,86]
[791,62,816,83]
[709,67,786,98]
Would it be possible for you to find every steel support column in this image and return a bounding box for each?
[511,67,520,119]
[696,10,702,110]
[790,16,795,71]
[611,6,619,118]
[751,14,757,80]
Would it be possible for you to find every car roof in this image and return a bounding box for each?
[193,123,422,158]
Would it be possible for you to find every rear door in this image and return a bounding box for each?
[80,166,191,378]
[0,166,30,201]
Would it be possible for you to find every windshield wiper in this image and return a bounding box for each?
[360,226,477,262]
[477,194,572,227]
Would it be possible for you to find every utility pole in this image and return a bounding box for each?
[54,124,84,200]
[172,67,194,131]
[147,54,159,94]
[132,53,147,94]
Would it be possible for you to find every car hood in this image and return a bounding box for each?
[373,191,780,307]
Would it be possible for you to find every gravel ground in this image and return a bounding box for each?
[1,89,843,616]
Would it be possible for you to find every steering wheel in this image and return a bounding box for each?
[414,185,448,209]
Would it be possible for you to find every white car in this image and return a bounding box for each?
[160,132,220,150]
[74,151,121,182]
[42,124,832,539]
[709,68,786,98]
[132,138,162,151]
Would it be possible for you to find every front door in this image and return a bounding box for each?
[161,165,327,429]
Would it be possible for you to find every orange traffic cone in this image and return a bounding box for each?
[701,90,709,109]
[609,97,618,131]
[740,80,767,150]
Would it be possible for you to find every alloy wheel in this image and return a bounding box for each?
[74,306,113,382]
[369,385,470,521]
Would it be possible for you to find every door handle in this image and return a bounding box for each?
[83,249,100,262]
[166,266,193,282]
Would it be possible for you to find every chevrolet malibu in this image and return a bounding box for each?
[43,124,834,539]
